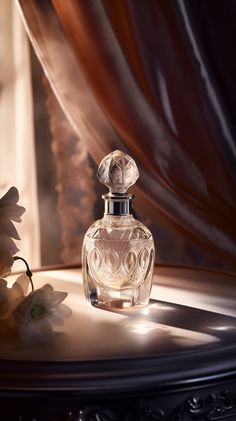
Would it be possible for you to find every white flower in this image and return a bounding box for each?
[13,284,72,343]
[0,187,25,276]
[0,274,29,319]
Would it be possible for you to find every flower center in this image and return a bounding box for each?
[30,304,48,319]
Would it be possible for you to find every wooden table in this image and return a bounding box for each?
[1,266,236,420]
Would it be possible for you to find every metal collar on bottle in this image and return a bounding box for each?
[103,193,133,216]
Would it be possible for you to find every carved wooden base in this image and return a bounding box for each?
[1,382,236,420]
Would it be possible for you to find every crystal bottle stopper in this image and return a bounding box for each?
[97,150,139,215]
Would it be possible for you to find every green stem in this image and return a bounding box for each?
[13,256,34,292]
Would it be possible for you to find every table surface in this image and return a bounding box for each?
[1,266,236,393]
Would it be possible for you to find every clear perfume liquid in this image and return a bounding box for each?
[82,215,155,309]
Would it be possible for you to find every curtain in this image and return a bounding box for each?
[0,0,40,267]
[17,0,236,270]
[43,78,96,265]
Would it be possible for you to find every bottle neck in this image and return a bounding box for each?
[103,193,133,216]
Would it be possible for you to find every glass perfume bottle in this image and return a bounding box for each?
[82,150,155,309]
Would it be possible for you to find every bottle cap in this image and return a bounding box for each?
[97,150,139,215]
[97,150,139,194]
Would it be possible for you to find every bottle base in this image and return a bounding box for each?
[96,300,149,310]
[87,286,150,310]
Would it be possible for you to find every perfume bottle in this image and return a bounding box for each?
[82,150,155,309]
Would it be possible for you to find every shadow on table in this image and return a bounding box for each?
[105,298,236,343]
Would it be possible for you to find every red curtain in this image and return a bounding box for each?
[17,0,236,269]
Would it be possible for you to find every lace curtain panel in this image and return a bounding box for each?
[44,78,96,265]
[17,0,236,270]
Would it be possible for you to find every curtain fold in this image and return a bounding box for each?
[17,0,236,269]
[0,0,40,267]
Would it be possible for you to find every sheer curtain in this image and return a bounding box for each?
[17,0,236,270]
[0,0,40,267]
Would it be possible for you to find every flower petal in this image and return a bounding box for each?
[40,284,53,293]
[49,290,68,305]
[0,187,25,222]
[13,292,33,323]
[0,217,21,240]
[57,303,72,319]
[0,187,19,206]
[0,204,25,222]
[49,309,66,326]
[50,304,72,326]
[13,285,52,323]
[19,319,53,343]
[0,235,18,256]
[0,276,28,318]
[13,274,29,297]
[13,283,72,342]
[33,284,67,305]
[0,246,14,277]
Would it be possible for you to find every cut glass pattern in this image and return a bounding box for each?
[97,150,139,193]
